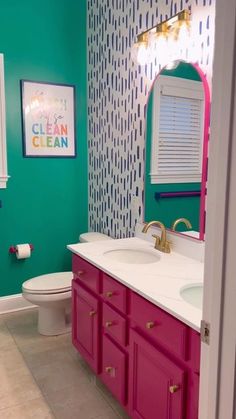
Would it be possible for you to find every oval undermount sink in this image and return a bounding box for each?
[103,248,160,264]
[180,284,203,309]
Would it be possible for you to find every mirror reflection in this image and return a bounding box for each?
[144,61,210,240]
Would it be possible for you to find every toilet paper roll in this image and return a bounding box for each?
[15,244,31,259]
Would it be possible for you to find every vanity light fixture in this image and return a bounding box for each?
[132,9,191,66]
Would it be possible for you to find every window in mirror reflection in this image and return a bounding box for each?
[150,75,204,184]
[144,61,208,237]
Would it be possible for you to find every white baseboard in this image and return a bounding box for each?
[0,293,36,314]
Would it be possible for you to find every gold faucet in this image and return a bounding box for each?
[142,221,171,253]
[171,218,192,231]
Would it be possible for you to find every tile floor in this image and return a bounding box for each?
[0,309,128,419]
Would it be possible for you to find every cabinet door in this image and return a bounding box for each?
[129,329,185,419]
[72,280,100,373]
[101,334,127,406]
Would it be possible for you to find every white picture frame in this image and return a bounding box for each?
[21,80,76,158]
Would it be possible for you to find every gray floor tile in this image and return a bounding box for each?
[0,396,55,419]
[0,309,128,419]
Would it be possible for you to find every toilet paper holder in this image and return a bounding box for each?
[9,244,34,254]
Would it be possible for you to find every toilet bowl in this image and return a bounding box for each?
[22,272,72,336]
[22,232,113,336]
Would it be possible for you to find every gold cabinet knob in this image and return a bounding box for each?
[105,321,113,328]
[89,310,97,316]
[77,270,84,277]
[169,385,179,394]
[106,291,113,298]
[146,321,155,329]
[105,366,113,374]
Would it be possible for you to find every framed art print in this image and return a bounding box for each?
[21,80,76,157]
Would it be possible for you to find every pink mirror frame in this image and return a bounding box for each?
[193,63,210,241]
[144,61,211,241]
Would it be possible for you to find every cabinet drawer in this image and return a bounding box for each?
[130,291,188,360]
[101,334,127,406]
[103,303,127,346]
[72,254,100,293]
[102,274,127,313]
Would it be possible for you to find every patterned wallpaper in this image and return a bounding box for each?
[87,0,215,238]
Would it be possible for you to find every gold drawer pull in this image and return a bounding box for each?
[89,310,97,317]
[169,385,179,394]
[146,321,155,329]
[77,270,84,276]
[105,366,116,377]
[106,291,113,298]
[105,321,113,328]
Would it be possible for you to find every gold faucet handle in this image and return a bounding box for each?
[164,240,171,253]
[152,234,171,253]
[152,234,161,249]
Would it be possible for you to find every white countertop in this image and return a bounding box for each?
[67,237,203,332]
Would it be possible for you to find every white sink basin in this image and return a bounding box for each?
[180,284,203,309]
[103,248,160,264]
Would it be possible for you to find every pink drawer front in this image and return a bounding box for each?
[130,291,188,361]
[103,303,127,346]
[101,334,127,406]
[102,274,127,314]
[72,254,100,293]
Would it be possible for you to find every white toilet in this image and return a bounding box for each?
[22,232,113,336]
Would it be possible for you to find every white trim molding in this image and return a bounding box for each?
[0,54,8,189]
[0,293,36,314]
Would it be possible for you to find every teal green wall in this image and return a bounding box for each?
[145,63,201,232]
[161,62,201,80]
[0,0,87,297]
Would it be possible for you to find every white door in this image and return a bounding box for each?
[199,0,236,418]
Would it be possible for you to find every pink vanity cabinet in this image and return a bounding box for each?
[72,254,200,419]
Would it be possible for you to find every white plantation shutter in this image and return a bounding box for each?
[150,75,204,184]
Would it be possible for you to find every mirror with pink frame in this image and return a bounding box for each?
[144,61,210,240]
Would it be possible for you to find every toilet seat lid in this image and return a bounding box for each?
[22,272,72,294]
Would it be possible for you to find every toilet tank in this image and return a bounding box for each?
[79,232,113,243]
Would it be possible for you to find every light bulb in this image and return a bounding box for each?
[137,43,149,65]
[131,42,139,62]
[131,33,149,65]
[167,31,179,63]
[149,23,169,68]
[178,22,191,57]
[188,37,201,63]
[179,22,190,43]
[156,34,169,67]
